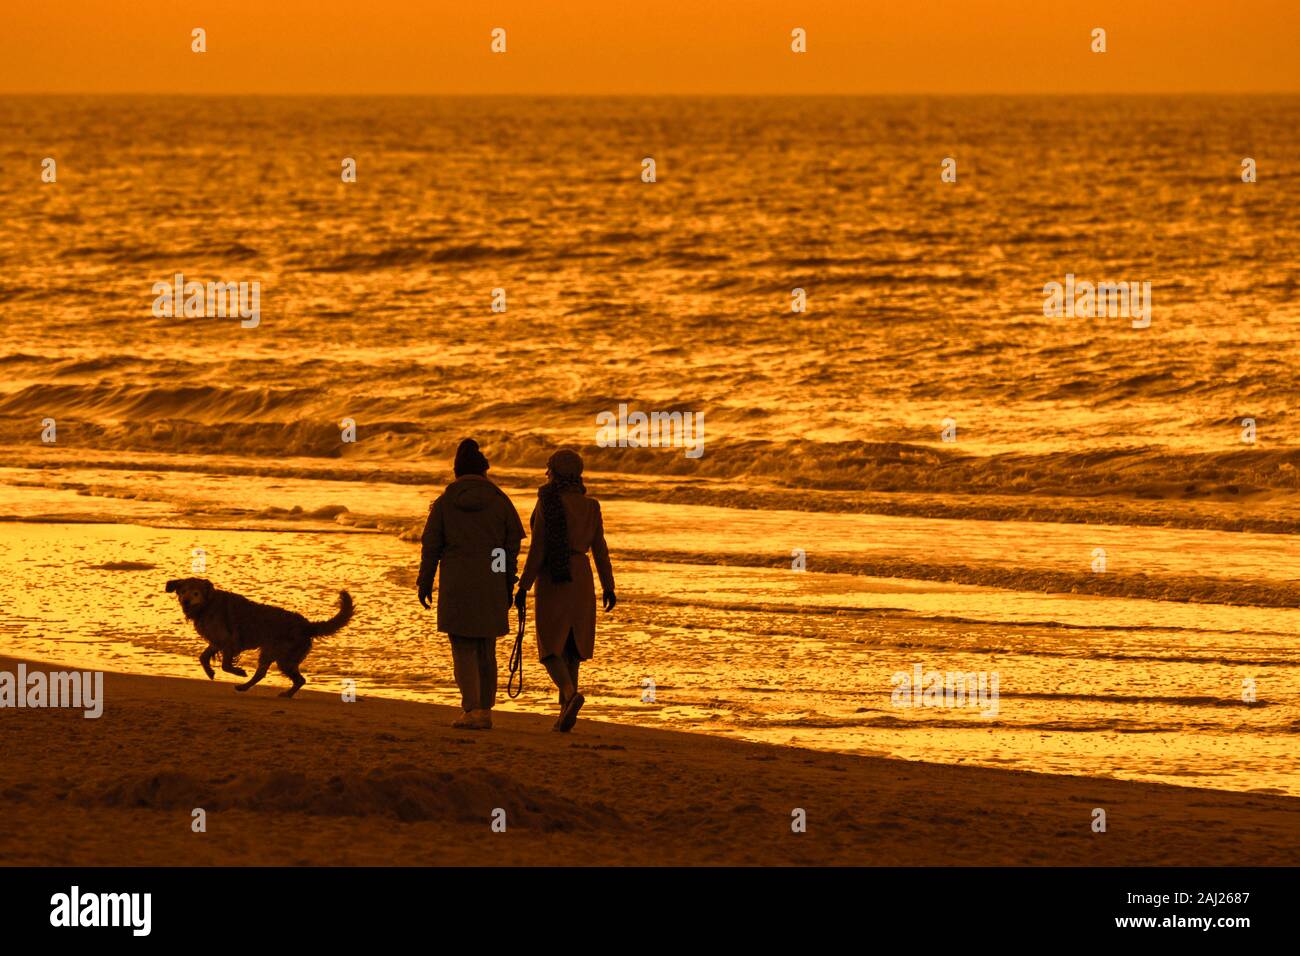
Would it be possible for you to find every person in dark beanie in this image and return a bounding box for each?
[514,448,616,732]
[418,439,525,730]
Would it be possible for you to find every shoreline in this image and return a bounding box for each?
[2,654,1297,866]
[7,450,1300,537]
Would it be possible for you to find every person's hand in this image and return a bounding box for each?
[514,588,527,612]
[602,590,617,612]
[418,586,432,610]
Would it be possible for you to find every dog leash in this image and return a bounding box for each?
[507,600,526,699]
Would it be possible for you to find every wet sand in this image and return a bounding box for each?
[1,655,1297,866]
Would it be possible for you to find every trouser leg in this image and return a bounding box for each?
[566,632,581,701]
[567,653,580,697]
[564,635,581,703]
[478,638,498,711]
[546,631,582,707]
[542,654,576,705]
[448,635,480,712]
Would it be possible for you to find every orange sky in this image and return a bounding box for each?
[2,0,1297,94]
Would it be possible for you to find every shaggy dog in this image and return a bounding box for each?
[165,577,353,697]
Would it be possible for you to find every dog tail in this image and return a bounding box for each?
[306,590,354,638]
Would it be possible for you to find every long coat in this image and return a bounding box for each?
[417,475,525,638]
[517,490,615,661]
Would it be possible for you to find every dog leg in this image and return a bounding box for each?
[236,656,272,693]
[277,661,307,698]
[220,650,247,678]
[200,647,217,680]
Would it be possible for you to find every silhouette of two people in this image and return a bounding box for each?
[418,440,615,731]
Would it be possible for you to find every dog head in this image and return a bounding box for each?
[165,577,215,619]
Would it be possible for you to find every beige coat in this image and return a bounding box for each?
[517,491,614,660]
[418,475,525,638]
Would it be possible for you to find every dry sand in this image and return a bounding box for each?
[1,655,1297,866]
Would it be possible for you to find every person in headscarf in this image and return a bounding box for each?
[418,438,525,730]
[514,448,616,732]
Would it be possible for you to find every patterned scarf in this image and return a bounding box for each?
[538,472,585,583]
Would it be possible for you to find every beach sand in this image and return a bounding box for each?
[1,656,1297,866]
